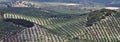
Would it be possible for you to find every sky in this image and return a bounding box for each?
[0,0,118,4]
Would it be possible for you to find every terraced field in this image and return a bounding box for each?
[0,7,119,42]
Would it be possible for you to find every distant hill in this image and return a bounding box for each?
[6,0,119,7]
[0,0,105,7]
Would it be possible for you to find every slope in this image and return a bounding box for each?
[0,7,119,42]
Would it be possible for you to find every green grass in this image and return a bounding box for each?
[50,9,89,14]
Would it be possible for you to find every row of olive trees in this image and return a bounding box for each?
[86,9,117,27]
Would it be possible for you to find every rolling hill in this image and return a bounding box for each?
[0,7,119,42]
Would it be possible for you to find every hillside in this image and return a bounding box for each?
[0,7,119,42]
